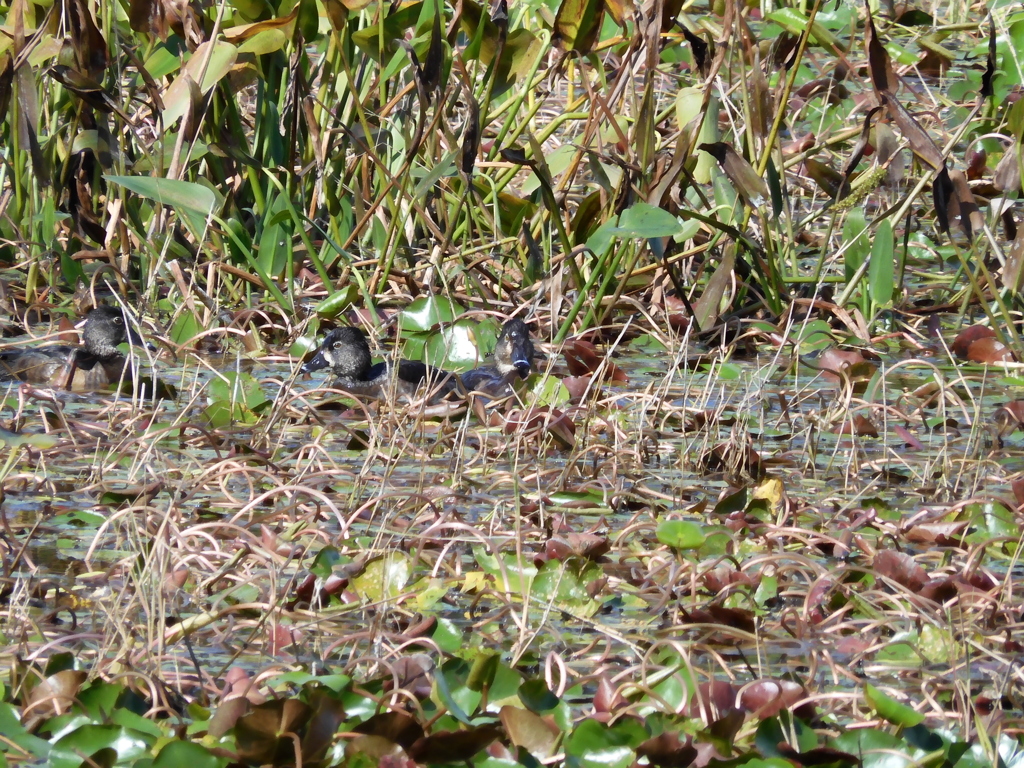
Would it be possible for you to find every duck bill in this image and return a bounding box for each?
[302,349,330,373]
[513,359,532,379]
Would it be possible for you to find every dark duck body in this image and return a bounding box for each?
[0,306,147,390]
[461,318,535,397]
[302,326,458,400]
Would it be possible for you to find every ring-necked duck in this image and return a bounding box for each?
[302,326,458,400]
[461,318,536,397]
[0,306,148,390]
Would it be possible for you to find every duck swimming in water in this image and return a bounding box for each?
[461,318,536,397]
[0,306,148,391]
[302,326,458,400]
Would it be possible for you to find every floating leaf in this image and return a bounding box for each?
[656,520,706,549]
[864,683,925,727]
[399,294,463,331]
[350,553,411,603]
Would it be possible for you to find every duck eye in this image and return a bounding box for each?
[332,342,342,350]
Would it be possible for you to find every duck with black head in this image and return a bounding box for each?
[0,306,149,391]
[461,318,537,397]
[302,326,459,401]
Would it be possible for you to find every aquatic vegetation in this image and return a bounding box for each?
[2,0,1024,764]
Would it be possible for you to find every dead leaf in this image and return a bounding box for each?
[874,549,927,591]
[952,325,995,359]
[966,336,1015,364]
[563,340,627,381]
[738,679,807,719]
[408,725,501,763]
[833,415,879,437]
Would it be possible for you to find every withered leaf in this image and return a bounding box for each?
[505,407,577,447]
[994,143,1021,193]
[883,93,945,171]
[966,337,1015,364]
[946,168,982,239]
[996,400,1024,436]
[408,725,501,763]
[738,679,807,719]
[833,414,879,437]
[682,25,709,78]
[552,0,604,53]
[234,699,313,766]
[637,732,698,768]
[499,706,560,759]
[874,549,927,592]
[66,0,109,80]
[805,157,843,198]
[952,325,995,358]
[933,165,954,234]
[982,15,996,100]
[776,745,861,768]
[422,0,444,98]
[460,80,480,175]
[698,141,769,208]
[865,10,897,95]
[353,711,424,749]
[563,339,627,381]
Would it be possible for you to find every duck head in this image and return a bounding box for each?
[494,318,535,379]
[302,327,373,378]
[83,306,147,359]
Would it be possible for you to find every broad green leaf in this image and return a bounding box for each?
[564,719,646,768]
[425,320,484,369]
[142,45,182,79]
[475,547,537,593]
[0,701,50,759]
[519,680,560,713]
[315,286,359,318]
[842,208,870,283]
[209,371,268,410]
[434,659,479,725]
[433,618,463,654]
[352,3,422,60]
[0,426,57,449]
[529,374,570,407]
[350,553,411,603]
[308,546,345,580]
[532,558,602,617]
[153,740,226,767]
[793,318,835,353]
[237,28,288,55]
[399,295,464,331]
[257,197,292,277]
[832,729,925,768]
[49,725,149,768]
[586,201,684,254]
[765,7,838,49]
[868,218,894,308]
[169,309,201,346]
[864,683,925,727]
[105,175,216,216]
[755,717,816,758]
[675,86,704,134]
[692,94,720,183]
[656,520,706,549]
[161,41,238,126]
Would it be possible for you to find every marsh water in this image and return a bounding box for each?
[3,327,1017,715]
